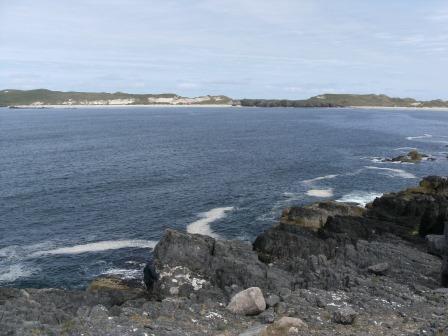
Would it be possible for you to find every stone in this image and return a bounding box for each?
[258,308,275,324]
[227,287,266,315]
[273,317,307,329]
[426,235,445,257]
[368,262,389,276]
[332,306,357,325]
[265,294,280,308]
[239,324,268,336]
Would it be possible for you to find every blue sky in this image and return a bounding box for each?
[1,0,447,99]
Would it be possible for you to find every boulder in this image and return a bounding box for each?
[332,306,357,325]
[368,262,389,276]
[260,317,307,335]
[227,287,266,315]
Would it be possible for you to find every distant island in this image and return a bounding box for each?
[1,89,448,108]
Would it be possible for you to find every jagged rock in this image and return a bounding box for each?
[368,262,389,275]
[426,234,445,256]
[153,229,293,297]
[332,306,357,325]
[227,287,266,315]
[384,150,430,163]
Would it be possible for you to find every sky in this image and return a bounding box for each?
[0,0,447,99]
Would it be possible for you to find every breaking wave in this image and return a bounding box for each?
[186,207,234,239]
[337,191,383,207]
[302,175,339,185]
[31,240,158,257]
[364,166,416,179]
[306,188,334,197]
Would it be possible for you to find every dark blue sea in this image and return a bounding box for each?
[1,106,448,288]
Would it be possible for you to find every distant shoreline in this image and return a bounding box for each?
[4,104,448,111]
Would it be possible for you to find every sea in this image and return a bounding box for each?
[1,106,448,288]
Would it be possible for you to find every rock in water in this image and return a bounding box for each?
[368,262,389,276]
[227,287,266,315]
[332,306,357,325]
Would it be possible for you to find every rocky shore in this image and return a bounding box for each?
[1,176,448,335]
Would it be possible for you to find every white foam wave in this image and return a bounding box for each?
[186,207,234,239]
[336,191,383,207]
[101,268,142,279]
[302,174,339,184]
[31,240,158,257]
[364,166,416,179]
[306,188,334,197]
[0,264,36,282]
[406,134,432,140]
[394,147,417,151]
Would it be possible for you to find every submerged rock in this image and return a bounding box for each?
[383,150,431,163]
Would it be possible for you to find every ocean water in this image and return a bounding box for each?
[1,106,448,288]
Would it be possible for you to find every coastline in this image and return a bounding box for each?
[1,176,447,335]
[4,104,448,111]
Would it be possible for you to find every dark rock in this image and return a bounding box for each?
[153,229,293,297]
[143,263,159,291]
[426,234,445,257]
[265,294,280,308]
[384,150,431,163]
[332,306,357,325]
[368,262,389,276]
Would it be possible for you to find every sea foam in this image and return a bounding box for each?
[302,174,339,184]
[0,264,36,283]
[186,207,234,239]
[31,240,158,256]
[364,166,416,179]
[306,188,334,197]
[336,191,383,207]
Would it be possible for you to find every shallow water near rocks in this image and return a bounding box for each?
[1,106,448,288]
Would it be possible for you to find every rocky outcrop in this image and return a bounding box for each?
[153,229,293,297]
[383,150,434,163]
[280,201,365,231]
[2,176,448,335]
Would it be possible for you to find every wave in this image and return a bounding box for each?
[364,166,416,179]
[302,174,339,185]
[406,134,432,140]
[336,191,383,207]
[186,207,234,239]
[306,188,334,197]
[31,240,158,257]
[394,147,417,151]
[0,264,37,283]
[101,268,142,279]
